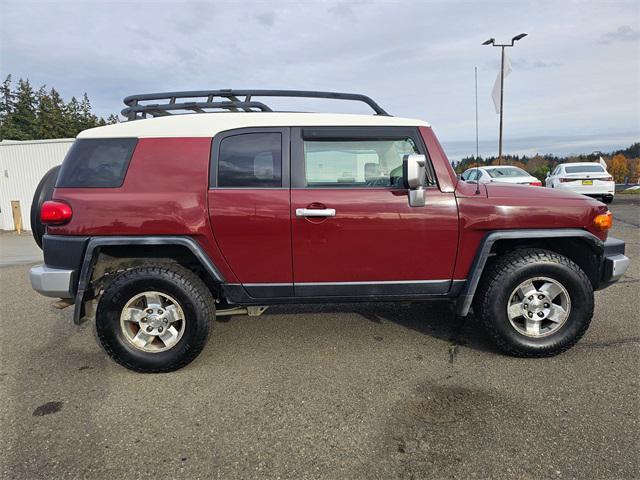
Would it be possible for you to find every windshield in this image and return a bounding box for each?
[486,167,529,178]
[565,165,606,174]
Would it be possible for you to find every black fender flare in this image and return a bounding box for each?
[455,229,604,317]
[73,236,225,324]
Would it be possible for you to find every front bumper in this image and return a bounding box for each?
[599,237,630,287]
[29,265,75,298]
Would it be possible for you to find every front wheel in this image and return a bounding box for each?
[96,264,214,372]
[474,249,594,357]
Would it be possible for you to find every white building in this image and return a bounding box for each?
[0,138,74,231]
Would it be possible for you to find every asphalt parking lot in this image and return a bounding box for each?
[0,198,638,480]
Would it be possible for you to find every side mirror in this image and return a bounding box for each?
[403,154,427,207]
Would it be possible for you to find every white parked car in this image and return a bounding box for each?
[545,162,615,204]
[460,165,542,186]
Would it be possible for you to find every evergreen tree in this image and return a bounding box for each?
[0,75,115,140]
[0,75,14,139]
[47,88,68,138]
[0,75,13,122]
[79,93,98,131]
[64,96,82,137]
[35,86,66,139]
[2,78,38,140]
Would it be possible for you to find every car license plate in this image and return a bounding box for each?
[582,180,593,185]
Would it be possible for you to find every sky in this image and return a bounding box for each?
[1,0,638,159]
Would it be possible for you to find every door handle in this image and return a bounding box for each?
[296,208,336,217]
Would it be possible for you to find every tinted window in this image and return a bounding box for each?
[565,165,605,174]
[486,166,529,178]
[218,133,282,187]
[56,138,137,188]
[304,138,419,187]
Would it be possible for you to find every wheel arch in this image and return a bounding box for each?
[456,229,604,317]
[73,236,224,324]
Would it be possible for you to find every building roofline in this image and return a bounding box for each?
[0,138,75,146]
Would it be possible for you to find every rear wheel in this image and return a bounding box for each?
[474,248,594,357]
[96,264,214,373]
[602,195,613,204]
[30,165,61,248]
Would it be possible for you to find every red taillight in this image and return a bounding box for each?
[40,200,72,225]
[604,176,613,182]
[559,177,573,183]
[530,181,542,186]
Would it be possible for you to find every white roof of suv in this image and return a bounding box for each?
[78,112,430,139]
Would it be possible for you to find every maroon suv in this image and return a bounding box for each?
[29,90,630,373]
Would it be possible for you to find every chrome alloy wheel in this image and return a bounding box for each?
[120,291,186,353]
[507,277,571,338]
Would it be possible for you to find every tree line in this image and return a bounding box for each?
[1,74,638,183]
[0,75,118,141]
[453,143,640,184]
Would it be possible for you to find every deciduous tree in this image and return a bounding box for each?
[609,154,629,183]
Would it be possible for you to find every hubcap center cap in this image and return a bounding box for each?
[523,293,552,318]
[147,314,164,328]
[529,298,544,311]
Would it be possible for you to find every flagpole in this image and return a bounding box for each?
[498,46,505,165]
[475,66,479,160]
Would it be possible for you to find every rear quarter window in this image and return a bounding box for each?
[56,138,138,188]
[217,132,282,188]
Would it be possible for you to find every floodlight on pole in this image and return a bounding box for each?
[482,33,527,164]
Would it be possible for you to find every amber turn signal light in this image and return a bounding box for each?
[593,211,612,230]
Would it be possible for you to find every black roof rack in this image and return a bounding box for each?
[121,89,390,120]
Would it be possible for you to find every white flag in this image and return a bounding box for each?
[599,156,608,170]
[492,52,512,114]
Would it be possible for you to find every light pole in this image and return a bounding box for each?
[483,33,527,164]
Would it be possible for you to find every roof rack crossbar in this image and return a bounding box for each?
[125,101,274,119]
[121,89,390,120]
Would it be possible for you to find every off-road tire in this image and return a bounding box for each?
[30,165,61,249]
[96,264,214,373]
[474,248,594,357]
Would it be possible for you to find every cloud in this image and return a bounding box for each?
[0,0,638,157]
[598,25,640,45]
[509,59,563,70]
[328,0,370,19]
[255,11,275,27]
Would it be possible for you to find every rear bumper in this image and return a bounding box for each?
[29,265,75,298]
[554,183,615,196]
[599,237,630,288]
[29,234,89,299]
